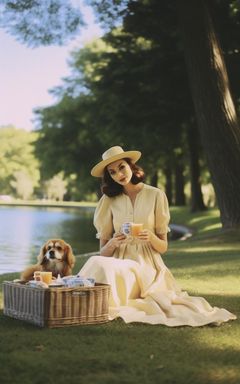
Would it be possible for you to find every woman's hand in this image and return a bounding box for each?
[137,229,153,242]
[138,230,168,253]
[100,232,126,257]
[110,232,127,248]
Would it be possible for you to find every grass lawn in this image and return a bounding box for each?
[0,207,239,384]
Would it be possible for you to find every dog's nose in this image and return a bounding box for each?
[49,250,55,259]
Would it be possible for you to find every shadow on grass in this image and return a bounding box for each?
[166,249,240,272]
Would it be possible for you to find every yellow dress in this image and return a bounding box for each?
[79,184,236,326]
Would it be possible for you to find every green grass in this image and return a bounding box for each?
[0,207,240,384]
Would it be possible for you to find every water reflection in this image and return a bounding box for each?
[0,206,98,274]
[0,206,184,275]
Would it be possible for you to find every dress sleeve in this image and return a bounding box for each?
[155,190,171,234]
[93,194,114,240]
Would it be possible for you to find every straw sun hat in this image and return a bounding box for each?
[91,146,141,177]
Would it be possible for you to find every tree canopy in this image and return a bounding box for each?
[34,1,207,206]
[0,0,83,46]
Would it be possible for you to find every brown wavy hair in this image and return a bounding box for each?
[101,158,145,197]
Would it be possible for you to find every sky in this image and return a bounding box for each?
[0,2,102,131]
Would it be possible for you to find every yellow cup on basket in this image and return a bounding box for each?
[34,271,52,285]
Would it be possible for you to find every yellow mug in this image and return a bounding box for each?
[34,271,52,284]
[121,222,143,237]
[131,223,143,237]
[40,272,53,284]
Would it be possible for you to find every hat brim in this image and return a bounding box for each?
[91,150,141,177]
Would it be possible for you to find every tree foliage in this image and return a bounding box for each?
[10,170,35,199]
[44,172,67,201]
[35,2,204,204]
[86,0,240,226]
[0,126,40,195]
[6,0,240,224]
[0,0,83,46]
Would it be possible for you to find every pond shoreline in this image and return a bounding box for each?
[0,201,97,209]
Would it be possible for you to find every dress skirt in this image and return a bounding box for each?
[79,254,236,327]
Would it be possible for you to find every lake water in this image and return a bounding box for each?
[0,205,182,275]
[0,205,98,275]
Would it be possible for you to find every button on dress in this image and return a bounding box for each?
[79,184,236,326]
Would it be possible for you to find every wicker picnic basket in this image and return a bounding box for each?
[3,281,110,328]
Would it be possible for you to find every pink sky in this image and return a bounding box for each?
[0,2,102,131]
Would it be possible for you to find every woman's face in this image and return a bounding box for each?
[107,159,133,185]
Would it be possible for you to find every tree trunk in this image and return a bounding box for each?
[187,124,207,212]
[164,166,173,205]
[174,156,186,206]
[150,171,158,187]
[178,0,240,228]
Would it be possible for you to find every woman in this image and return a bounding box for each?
[79,146,236,326]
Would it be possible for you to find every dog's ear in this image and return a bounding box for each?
[37,244,47,265]
[64,243,75,268]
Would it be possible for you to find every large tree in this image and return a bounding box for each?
[178,0,240,228]
[90,0,240,228]
[88,1,206,208]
